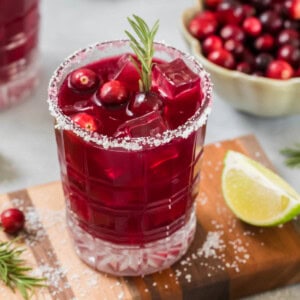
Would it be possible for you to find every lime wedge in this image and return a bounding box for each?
[222,150,300,226]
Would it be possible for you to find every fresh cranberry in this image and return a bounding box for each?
[1,208,25,234]
[241,49,255,66]
[294,66,300,77]
[236,62,252,74]
[277,45,300,67]
[243,17,262,36]
[129,92,163,116]
[242,4,256,17]
[255,53,274,72]
[189,16,217,40]
[216,1,244,24]
[204,0,222,9]
[98,80,129,105]
[224,39,244,57]
[207,49,235,69]
[266,60,294,79]
[277,29,300,47]
[202,35,223,55]
[259,10,283,33]
[220,24,245,42]
[69,68,100,94]
[251,0,273,11]
[254,34,275,51]
[285,0,300,20]
[283,19,300,30]
[71,112,98,132]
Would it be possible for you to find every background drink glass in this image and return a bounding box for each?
[0,0,40,109]
[48,40,212,276]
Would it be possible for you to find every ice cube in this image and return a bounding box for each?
[114,111,169,138]
[152,58,200,99]
[111,54,140,92]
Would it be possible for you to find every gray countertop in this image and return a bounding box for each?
[0,0,299,299]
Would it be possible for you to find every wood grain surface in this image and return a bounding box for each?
[1,134,300,300]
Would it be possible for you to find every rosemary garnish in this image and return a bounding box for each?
[281,144,300,168]
[0,240,46,299]
[125,15,159,93]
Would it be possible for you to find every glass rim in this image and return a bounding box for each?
[48,40,213,150]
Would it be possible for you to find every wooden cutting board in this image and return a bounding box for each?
[1,134,300,300]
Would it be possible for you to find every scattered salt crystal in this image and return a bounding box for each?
[153,282,157,287]
[185,274,192,282]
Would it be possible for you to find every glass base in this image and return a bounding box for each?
[0,57,39,110]
[67,210,196,276]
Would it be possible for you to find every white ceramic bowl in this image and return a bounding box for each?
[181,1,300,117]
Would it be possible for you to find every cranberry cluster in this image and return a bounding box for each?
[188,0,300,79]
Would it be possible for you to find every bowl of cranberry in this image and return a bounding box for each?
[182,0,300,117]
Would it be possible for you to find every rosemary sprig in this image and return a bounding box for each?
[281,144,300,168]
[125,15,159,93]
[0,240,46,299]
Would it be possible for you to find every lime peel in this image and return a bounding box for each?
[222,150,300,227]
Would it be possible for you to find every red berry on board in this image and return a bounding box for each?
[71,112,98,132]
[243,17,262,36]
[1,208,25,234]
[266,60,294,79]
[207,49,235,69]
[69,68,100,94]
[98,80,129,105]
[202,35,223,55]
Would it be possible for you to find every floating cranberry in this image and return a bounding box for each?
[69,68,100,94]
[1,208,25,234]
[71,112,98,132]
[254,34,274,52]
[202,35,223,55]
[98,80,129,106]
[129,92,163,116]
[277,45,300,67]
[255,53,274,72]
[189,15,218,40]
[207,49,235,69]
[220,24,245,42]
[266,60,294,79]
[243,17,262,36]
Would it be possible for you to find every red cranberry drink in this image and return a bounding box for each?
[0,0,40,109]
[48,16,212,276]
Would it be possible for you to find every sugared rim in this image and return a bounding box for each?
[48,40,213,150]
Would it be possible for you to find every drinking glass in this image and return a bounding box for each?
[48,40,212,276]
[0,0,40,109]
